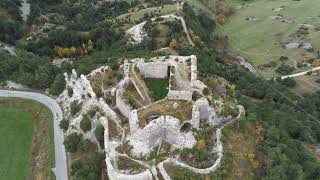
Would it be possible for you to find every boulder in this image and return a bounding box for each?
[271,16,283,20]
[284,42,300,49]
[299,42,313,50]
[301,24,316,29]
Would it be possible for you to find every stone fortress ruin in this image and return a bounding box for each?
[58,55,244,180]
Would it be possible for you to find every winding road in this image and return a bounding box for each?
[0,90,68,180]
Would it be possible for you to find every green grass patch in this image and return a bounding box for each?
[0,107,33,180]
[145,78,169,100]
[220,0,320,77]
[0,97,55,180]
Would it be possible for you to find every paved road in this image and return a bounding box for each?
[0,90,68,180]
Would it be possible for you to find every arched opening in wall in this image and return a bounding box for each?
[180,122,192,133]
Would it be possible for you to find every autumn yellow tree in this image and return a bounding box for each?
[54,47,64,58]
[169,38,177,50]
[216,13,225,25]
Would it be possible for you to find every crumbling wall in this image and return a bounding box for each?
[115,77,132,118]
[136,61,170,78]
[191,105,200,128]
[167,90,192,101]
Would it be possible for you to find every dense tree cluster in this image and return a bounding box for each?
[71,153,105,180]
[0,50,60,88]
[0,0,23,44]
[183,3,216,42]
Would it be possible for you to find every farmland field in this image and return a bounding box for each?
[0,98,54,180]
[220,0,320,78]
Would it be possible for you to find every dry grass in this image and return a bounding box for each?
[122,82,145,109]
[137,99,193,127]
[290,75,320,95]
[109,119,121,140]
[210,118,265,179]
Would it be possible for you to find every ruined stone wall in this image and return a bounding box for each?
[129,109,139,134]
[136,61,170,78]
[167,90,192,101]
[115,77,132,118]
[191,105,200,128]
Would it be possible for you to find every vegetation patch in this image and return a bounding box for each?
[179,127,218,169]
[211,117,265,179]
[164,163,206,180]
[137,99,193,127]
[145,78,169,100]
[0,97,54,180]
[116,156,146,174]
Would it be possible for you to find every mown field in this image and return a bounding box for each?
[220,0,320,77]
[0,107,33,180]
[0,98,54,180]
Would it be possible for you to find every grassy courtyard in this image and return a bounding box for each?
[145,78,169,100]
[220,0,320,77]
[0,98,54,180]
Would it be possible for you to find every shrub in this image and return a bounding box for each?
[95,124,104,146]
[169,39,177,50]
[71,152,105,180]
[50,73,66,95]
[216,14,225,25]
[64,133,81,153]
[59,118,69,131]
[67,86,73,97]
[281,78,297,87]
[275,64,294,75]
[78,139,92,152]
[93,86,102,98]
[80,115,92,132]
[202,87,210,96]
[70,100,81,116]
[192,91,202,101]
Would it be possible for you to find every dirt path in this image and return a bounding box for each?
[281,66,320,79]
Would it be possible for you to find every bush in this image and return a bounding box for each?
[70,100,81,116]
[80,115,92,132]
[67,86,73,97]
[71,152,104,180]
[64,133,81,153]
[192,91,202,101]
[276,64,294,75]
[202,87,210,96]
[59,118,69,131]
[281,78,297,87]
[95,124,104,146]
[216,14,225,25]
[50,73,66,95]
[78,139,93,152]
